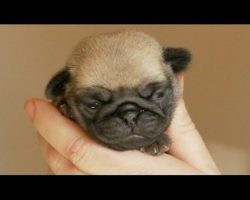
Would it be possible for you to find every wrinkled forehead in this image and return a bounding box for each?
[71,55,167,90]
[73,79,172,102]
[76,71,166,90]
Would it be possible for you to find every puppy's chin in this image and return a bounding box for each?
[87,110,168,150]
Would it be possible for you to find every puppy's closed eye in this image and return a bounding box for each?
[150,90,165,101]
[138,82,167,100]
[86,101,102,110]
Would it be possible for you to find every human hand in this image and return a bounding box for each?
[24,76,220,175]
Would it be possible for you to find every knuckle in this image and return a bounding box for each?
[47,150,62,171]
[66,137,93,166]
[59,163,77,175]
[204,166,221,175]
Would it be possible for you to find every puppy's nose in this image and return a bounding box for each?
[122,111,138,125]
[118,103,138,125]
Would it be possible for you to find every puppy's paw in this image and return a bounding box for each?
[140,134,171,156]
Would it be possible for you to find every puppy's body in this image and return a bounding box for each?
[46,30,191,155]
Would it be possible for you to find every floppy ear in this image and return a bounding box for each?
[163,47,192,74]
[45,68,71,100]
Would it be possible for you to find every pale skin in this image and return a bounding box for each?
[24,76,221,175]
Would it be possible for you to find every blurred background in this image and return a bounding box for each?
[0,25,249,174]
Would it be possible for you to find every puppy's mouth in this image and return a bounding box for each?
[108,134,156,150]
[89,121,160,150]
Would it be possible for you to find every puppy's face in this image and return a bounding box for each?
[66,79,175,150]
[45,30,191,151]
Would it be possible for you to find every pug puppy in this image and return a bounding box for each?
[45,30,191,156]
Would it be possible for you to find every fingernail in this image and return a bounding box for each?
[24,99,36,120]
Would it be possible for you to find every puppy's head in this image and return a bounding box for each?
[45,30,191,150]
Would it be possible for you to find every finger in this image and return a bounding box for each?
[37,133,87,175]
[25,99,204,174]
[167,77,220,174]
[25,98,89,158]
[48,166,54,175]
